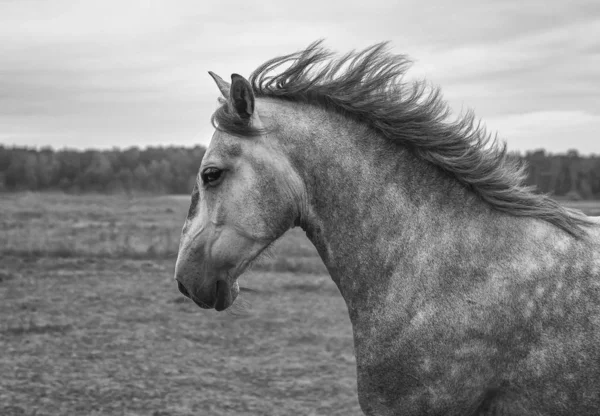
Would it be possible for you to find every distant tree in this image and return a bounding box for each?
[36,150,60,189]
[577,172,593,200]
[133,164,150,191]
[116,168,135,194]
[0,146,10,172]
[81,152,113,191]
[555,163,572,196]
[4,151,38,190]
[56,151,83,187]
[119,147,140,171]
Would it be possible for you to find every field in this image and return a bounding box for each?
[1,194,599,416]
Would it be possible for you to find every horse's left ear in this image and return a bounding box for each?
[208,71,230,97]
[229,74,254,119]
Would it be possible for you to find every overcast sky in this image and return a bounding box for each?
[1,0,599,154]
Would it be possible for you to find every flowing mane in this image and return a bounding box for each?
[212,41,593,238]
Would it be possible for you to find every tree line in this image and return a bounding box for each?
[0,146,599,199]
[0,145,206,194]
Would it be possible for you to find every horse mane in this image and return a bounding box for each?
[212,40,593,238]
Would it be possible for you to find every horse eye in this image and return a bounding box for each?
[201,167,223,185]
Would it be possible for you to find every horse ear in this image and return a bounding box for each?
[229,74,254,119]
[208,71,230,97]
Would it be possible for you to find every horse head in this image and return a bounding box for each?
[174,72,305,311]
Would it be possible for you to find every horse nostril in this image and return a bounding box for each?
[177,281,190,298]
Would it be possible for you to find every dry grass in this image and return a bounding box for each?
[0,192,181,259]
[1,193,599,416]
[0,257,358,416]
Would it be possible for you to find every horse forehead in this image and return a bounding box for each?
[206,131,244,159]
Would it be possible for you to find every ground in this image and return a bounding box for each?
[0,194,598,416]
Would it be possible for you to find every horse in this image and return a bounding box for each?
[174,41,600,415]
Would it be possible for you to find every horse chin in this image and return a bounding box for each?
[184,278,239,311]
[191,298,214,310]
[214,279,239,311]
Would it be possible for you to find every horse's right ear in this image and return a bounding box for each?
[208,71,230,97]
[229,74,255,120]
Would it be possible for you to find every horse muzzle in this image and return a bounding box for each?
[176,279,233,311]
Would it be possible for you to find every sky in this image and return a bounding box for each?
[1,0,599,154]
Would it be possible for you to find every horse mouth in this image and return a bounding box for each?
[177,280,232,311]
[191,297,214,310]
[214,279,230,311]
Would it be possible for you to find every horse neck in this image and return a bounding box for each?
[275,103,530,314]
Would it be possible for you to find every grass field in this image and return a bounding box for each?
[1,193,599,416]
